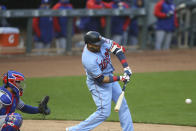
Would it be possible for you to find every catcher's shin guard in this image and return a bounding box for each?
[2,113,23,131]
[1,125,20,131]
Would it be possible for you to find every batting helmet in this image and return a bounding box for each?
[84,31,104,46]
[2,70,25,96]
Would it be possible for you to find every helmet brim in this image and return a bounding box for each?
[93,39,105,46]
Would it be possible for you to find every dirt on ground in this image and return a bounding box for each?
[0,48,196,131]
[21,120,196,131]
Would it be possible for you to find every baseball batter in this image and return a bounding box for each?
[66,31,134,131]
[0,70,50,131]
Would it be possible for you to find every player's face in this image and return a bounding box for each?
[15,80,26,96]
[87,44,101,52]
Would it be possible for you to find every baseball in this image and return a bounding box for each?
[185,99,192,104]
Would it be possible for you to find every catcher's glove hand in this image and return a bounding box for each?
[38,96,50,115]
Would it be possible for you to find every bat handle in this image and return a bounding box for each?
[122,81,127,91]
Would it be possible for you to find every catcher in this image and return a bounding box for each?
[0,70,50,131]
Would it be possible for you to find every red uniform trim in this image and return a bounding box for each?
[102,1,113,8]
[154,0,167,18]
[3,123,19,130]
[123,17,131,31]
[113,76,118,81]
[113,41,121,48]
[86,0,110,29]
[121,59,127,64]
[174,11,179,28]
[6,93,15,114]
[52,3,73,32]
[112,41,126,53]
[33,18,41,37]
[52,3,62,10]
[123,2,129,8]
[87,0,103,9]
[100,17,106,28]
[52,3,63,32]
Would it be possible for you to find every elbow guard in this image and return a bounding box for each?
[110,41,125,55]
[111,41,128,68]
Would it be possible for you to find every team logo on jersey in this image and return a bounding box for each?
[99,49,110,71]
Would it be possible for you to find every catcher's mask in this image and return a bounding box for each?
[2,70,25,96]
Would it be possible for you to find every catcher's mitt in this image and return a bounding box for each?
[38,96,50,115]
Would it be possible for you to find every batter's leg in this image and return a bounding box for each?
[67,82,113,131]
[112,81,134,131]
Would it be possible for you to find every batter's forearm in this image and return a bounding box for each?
[115,51,128,68]
[103,76,120,83]
[110,41,128,68]
[95,75,121,83]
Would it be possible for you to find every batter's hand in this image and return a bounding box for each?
[120,74,130,82]
[124,66,132,77]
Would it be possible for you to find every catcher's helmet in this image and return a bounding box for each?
[2,70,25,96]
[84,31,104,46]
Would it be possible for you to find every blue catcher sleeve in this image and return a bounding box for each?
[0,91,12,106]
[20,104,39,114]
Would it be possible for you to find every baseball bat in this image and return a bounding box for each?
[114,82,127,112]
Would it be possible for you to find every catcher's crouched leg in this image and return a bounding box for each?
[2,113,23,131]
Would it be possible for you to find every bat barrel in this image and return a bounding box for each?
[114,82,128,112]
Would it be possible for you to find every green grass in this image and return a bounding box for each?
[125,70,196,126]
[1,70,196,126]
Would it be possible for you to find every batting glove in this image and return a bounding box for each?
[124,66,132,77]
[120,74,130,82]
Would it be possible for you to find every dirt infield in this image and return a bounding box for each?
[0,49,196,78]
[21,120,196,131]
[1,48,196,131]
